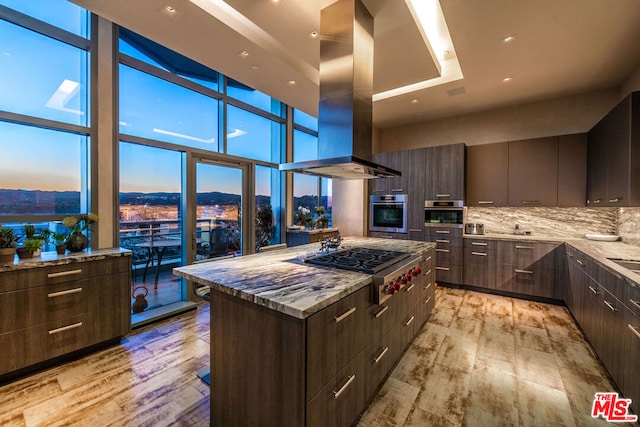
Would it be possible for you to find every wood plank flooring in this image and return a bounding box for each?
[1,287,636,426]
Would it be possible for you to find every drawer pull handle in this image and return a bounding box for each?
[435,230,450,234]
[515,246,534,250]
[373,347,389,364]
[608,197,622,203]
[391,188,404,192]
[424,282,432,290]
[436,194,451,198]
[436,239,450,243]
[380,235,393,239]
[374,305,389,318]
[471,252,487,256]
[423,269,432,276]
[405,283,415,292]
[334,307,357,323]
[436,266,450,271]
[588,286,599,295]
[629,324,640,340]
[49,322,83,335]
[48,288,82,298]
[47,269,82,278]
[436,249,450,253]
[424,296,431,304]
[404,316,415,326]
[604,300,618,312]
[471,242,487,246]
[522,200,541,205]
[630,299,640,310]
[576,259,584,266]
[514,269,533,274]
[333,375,356,399]
[409,229,422,232]
[591,199,602,204]
[372,189,384,193]
[426,256,432,261]
[478,201,494,205]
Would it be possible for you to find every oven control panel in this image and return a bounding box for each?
[372,255,426,304]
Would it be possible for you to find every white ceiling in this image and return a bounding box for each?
[71,0,640,129]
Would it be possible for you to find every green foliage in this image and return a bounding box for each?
[256,205,275,250]
[23,237,43,252]
[0,227,19,249]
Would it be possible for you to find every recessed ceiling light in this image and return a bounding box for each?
[502,34,516,43]
[238,50,249,59]
[310,31,319,39]
[410,99,419,104]
[503,76,514,82]
[250,64,259,71]
[166,6,176,13]
[287,80,296,86]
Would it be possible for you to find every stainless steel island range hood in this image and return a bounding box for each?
[279,0,400,180]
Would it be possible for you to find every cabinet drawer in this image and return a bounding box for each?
[463,238,497,251]
[365,331,395,399]
[496,241,558,270]
[395,303,417,355]
[0,256,130,292]
[463,247,496,289]
[435,265,462,284]
[366,297,396,353]
[0,273,130,335]
[435,247,463,266]
[627,285,640,317]
[622,306,640,415]
[368,231,406,240]
[307,351,366,427]
[425,228,463,243]
[495,265,555,298]
[307,286,369,400]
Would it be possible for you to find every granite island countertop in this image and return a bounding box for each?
[0,247,131,273]
[173,237,435,319]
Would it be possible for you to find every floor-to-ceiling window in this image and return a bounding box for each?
[0,1,91,254]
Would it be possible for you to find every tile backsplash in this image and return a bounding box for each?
[466,206,627,240]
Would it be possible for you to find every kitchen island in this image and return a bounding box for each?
[173,237,436,426]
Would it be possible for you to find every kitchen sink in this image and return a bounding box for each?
[607,258,640,274]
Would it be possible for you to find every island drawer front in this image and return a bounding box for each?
[365,297,397,353]
[306,286,369,400]
[306,350,365,427]
[364,331,395,399]
[0,256,130,292]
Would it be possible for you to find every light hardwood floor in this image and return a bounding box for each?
[1,287,636,426]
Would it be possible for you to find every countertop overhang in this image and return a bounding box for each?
[173,237,434,319]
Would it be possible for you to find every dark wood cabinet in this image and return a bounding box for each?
[465,142,508,207]
[0,254,131,377]
[587,91,640,206]
[463,238,496,289]
[424,143,465,200]
[507,137,559,206]
[369,151,408,196]
[368,231,406,240]
[287,228,339,247]
[622,305,640,415]
[558,134,587,207]
[495,240,558,298]
[425,227,463,284]
[406,148,427,236]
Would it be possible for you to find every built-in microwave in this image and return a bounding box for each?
[370,194,407,233]
[424,200,465,228]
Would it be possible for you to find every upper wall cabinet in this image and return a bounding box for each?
[587,91,640,207]
[466,135,586,207]
[508,136,559,206]
[369,151,408,195]
[466,142,509,207]
[424,143,465,200]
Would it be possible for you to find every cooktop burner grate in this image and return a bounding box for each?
[304,247,410,274]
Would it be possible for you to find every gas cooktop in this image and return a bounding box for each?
[304,247,410,274]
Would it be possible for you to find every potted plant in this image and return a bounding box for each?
[0,226,19,265]
[62,212,99,252]
[51,232,69,255]
[16,236,43,259]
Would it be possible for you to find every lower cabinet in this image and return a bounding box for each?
[463,238,496,289]
[495,240,558,298]
[426,227,463,284]
[368,231,406,240]
[0,254,131,377]
[622,305,640,416]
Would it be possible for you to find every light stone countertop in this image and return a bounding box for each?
[0,248,131,272]
[463,232,640,290]
[286,227,339,235]
[173,237,435,319]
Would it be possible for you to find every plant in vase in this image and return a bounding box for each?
[0,226,19,265]
[51,232,69,255]
[62,212,99,252]
[16,236,43,259]
[315,206,327,229]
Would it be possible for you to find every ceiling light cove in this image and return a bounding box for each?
[374,0,463,102]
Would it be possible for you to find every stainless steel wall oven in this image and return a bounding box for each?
[424,200,465,228]
[370,194,407,233]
